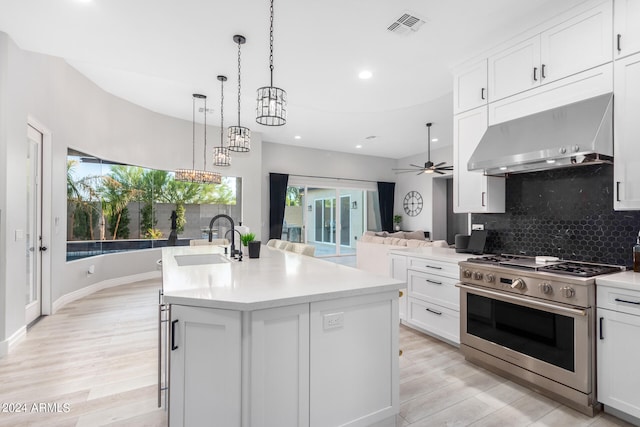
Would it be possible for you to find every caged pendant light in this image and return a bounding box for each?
[175,94,222,184]
[228,35,251,152]
[213,75,232,167]
[256,0,287,126]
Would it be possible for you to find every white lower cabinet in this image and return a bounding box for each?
[405,256,461,345]
[310,292,399,427]
[250,304,310,427]
[597,285,640,420]
[169,293,398,427]
[169,305,242,427]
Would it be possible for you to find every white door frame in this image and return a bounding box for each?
[27,116,52,316]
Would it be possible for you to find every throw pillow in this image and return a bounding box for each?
[405,230,426,241]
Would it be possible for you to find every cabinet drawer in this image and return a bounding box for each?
[407,257,459,278]
[408,270,459,311]
[407,298,459,345]
[597,285,640,316]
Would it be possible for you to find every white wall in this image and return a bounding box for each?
[0,33,262,350]
[393,145,453,239]
[261,142,396,240]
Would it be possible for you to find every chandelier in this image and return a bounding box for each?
[213,75,231,167]
[256,0,287,126]
[175,94,222,184]
[228,35,251,152]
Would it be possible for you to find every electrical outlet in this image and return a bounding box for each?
[323,312,344,330]
[471,224,485,231]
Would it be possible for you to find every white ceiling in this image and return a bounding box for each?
[0,0,587,159]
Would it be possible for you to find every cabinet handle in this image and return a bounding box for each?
[615,298,640,305]
[616,181,621,202]
[426,307,442,316]
[533,67,538,81]
[541,64,546,79]
[426,279,443,285]
[481,87,486,100]
[424,265,442,270]
[617,34,622,52]
[599,317,604,340]
[171,319,179,351]
[481,191,486,207]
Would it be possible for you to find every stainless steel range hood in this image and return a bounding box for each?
[468,93,613,175]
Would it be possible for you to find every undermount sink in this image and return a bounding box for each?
[174,253,230,266]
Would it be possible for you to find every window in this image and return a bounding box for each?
[66,149,241,261]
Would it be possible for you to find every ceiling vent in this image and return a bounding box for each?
[387,12,426,36]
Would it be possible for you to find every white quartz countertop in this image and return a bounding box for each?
[388,246,472,263]
[161,245,403,310]
[596,271,640,291]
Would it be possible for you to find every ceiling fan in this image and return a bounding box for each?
[393,122,453,175]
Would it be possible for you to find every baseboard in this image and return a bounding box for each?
[52,271,162,314]
[0,326,27,358]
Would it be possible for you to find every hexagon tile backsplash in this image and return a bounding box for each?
[471,164,640,268]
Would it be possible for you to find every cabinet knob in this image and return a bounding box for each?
[399,290,404,298]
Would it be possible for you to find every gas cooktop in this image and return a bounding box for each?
[465,254,624,277]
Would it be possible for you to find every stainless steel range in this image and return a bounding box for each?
[457,255,624,416]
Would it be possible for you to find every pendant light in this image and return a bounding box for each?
[175,94,222,184]
[256,0,287,126]
[213,75,231,167]
[228,35,251,152]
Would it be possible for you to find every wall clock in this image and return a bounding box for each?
[403,191,423,216]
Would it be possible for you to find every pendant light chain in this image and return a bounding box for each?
[269,0,274,86]
[220,77,224,147]
[256,0,286,126]
[229,35,251,152]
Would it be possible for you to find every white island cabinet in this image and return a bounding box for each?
[162,245,403,427]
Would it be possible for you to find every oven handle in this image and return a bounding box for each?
[456,283,588,317]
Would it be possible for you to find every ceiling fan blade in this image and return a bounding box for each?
[438,166,454,171]
[434,162,446,167]
[409,164,423,168]
[416,171,426,176]
[434,169,446,175]
[394,170,418,174]
[392,168,419,171]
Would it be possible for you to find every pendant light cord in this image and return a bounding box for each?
[191,95,196,170]
[269,0,274,87]
[237,40,242,126]
[203,96,207,171]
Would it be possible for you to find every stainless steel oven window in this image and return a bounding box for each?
[466,293,575,371]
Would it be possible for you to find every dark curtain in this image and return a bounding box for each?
[269,173,289,239]
[377,181,395,232]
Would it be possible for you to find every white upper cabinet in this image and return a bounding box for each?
[614,0,640,59]
[453,58,488,115]
[540,1,612,83]
[453,107,505,213]
[486,1,612,102]
[613,53,640,210]
[489,36,541,102]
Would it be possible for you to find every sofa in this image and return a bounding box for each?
[356,230,448,276]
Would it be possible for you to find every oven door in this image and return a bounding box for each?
[458,283,592,393]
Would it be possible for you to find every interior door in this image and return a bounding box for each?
[26,125,43,324]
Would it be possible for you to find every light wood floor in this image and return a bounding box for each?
[0,279,634,426]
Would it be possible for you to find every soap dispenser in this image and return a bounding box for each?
[634,231,640,272]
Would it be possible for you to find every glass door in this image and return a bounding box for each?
[26,125,43,324]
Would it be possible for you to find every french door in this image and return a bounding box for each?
[26,125,44,324]
[283,182,368,257]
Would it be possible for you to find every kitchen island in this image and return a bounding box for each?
[161,245,403,427]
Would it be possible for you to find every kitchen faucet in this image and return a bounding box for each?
[225,229,243,261]
[208,214,237,258]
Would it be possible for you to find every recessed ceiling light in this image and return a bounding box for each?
[358,70,373,79]
[431,138,438,142]
[499,167,508,171]
[356,145,363,149]
[294,135,301,140]
[546,159,556,164]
